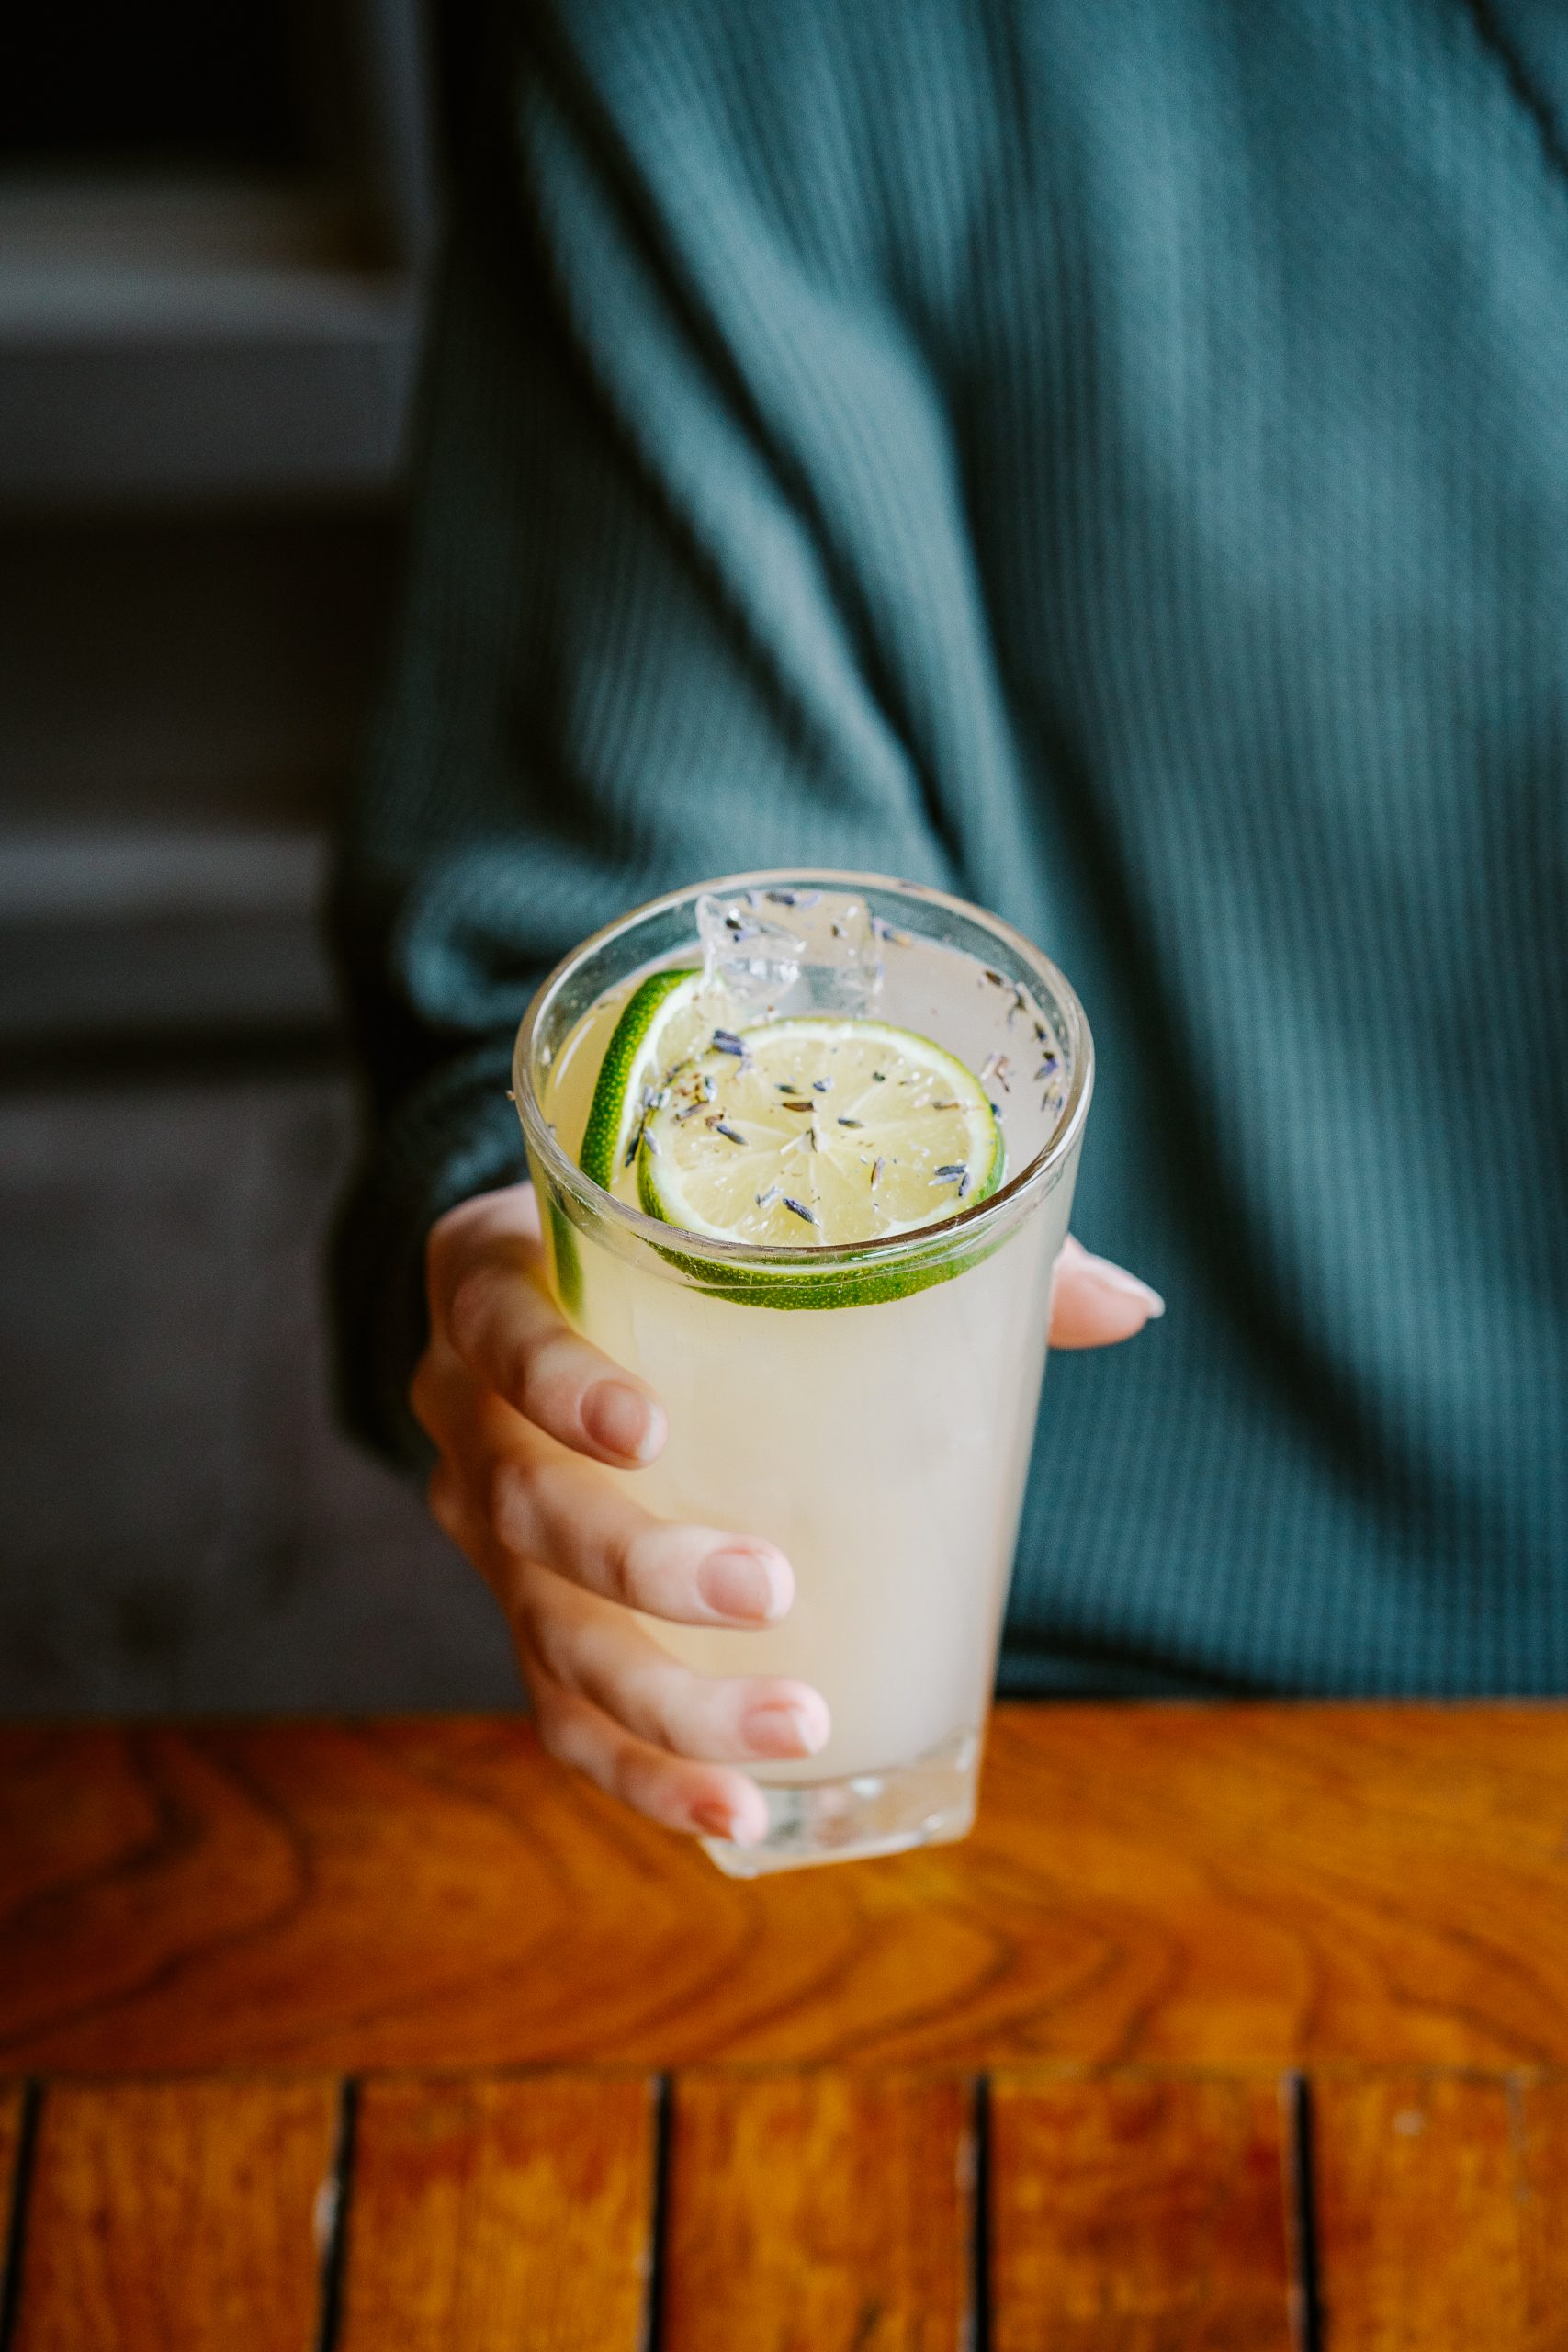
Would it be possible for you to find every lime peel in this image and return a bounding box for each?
[577,966,707,1193]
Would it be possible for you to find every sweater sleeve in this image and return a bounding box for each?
[327,2,984,1464]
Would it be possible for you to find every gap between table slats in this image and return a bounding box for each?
[0,2084,39,2352]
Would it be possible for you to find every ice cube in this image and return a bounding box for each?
[696,891,805,1012]
[696,888,883,1017]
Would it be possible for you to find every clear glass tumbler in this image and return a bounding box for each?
[513,871,1092,1873]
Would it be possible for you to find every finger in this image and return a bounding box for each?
[525,1667,773,1846]
[417,1344,785,1628]
[516,1563,831,1763]
[430,1194,666,1466]
[467,1386,795,1626]
[1049,1234,1166,1349]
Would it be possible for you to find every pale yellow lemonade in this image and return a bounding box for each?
[525,884,1088,1871]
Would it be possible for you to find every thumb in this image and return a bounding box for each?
[1049,1234,1166,1350]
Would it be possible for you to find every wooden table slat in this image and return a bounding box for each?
[10,2077,339,2352]
[1312,2073,1540,2349]
[4,1707,1567,2074]
[661,2071,972,2349]
[1516,2075,1568,2350]
[336,2073,654,2352]
[988,2072,1297,2350]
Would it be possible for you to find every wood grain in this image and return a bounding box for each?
[3,1707,1567,2072]
[661,2070,971,2349]
[987,2072,1295,2350]
[10,2076,338,2352]
[336,2074,653,2352]
[1312,2073,1535,2349]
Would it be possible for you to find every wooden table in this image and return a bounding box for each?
[1,1702,1564,2347]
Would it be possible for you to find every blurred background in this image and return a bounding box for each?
[0,1,519,1713]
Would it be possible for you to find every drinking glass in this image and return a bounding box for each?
[513,870,1092,1873]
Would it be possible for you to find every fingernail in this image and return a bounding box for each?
[742,1700,829,1758]
[582,1380,660,1460]
[698,1546,790,1623]
[1081,1254,1165,1317]
[690,1797,761,1846]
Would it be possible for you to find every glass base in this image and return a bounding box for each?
[703,1731,980,1878]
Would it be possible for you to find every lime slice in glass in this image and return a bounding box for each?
[637,1016,1003,1247]
[578,967,709,1192]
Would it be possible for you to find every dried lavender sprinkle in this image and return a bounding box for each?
[715,1122,746,1145]
[783,1196,817,1224]
[934,1163,968,1182]
[837,1116,863,1128]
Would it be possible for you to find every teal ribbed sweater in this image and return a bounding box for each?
[333,0,1568,1697]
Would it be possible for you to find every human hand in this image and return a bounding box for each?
[414,1184,1162,1847]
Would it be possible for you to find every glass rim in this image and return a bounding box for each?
[513,866,1094,1271]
